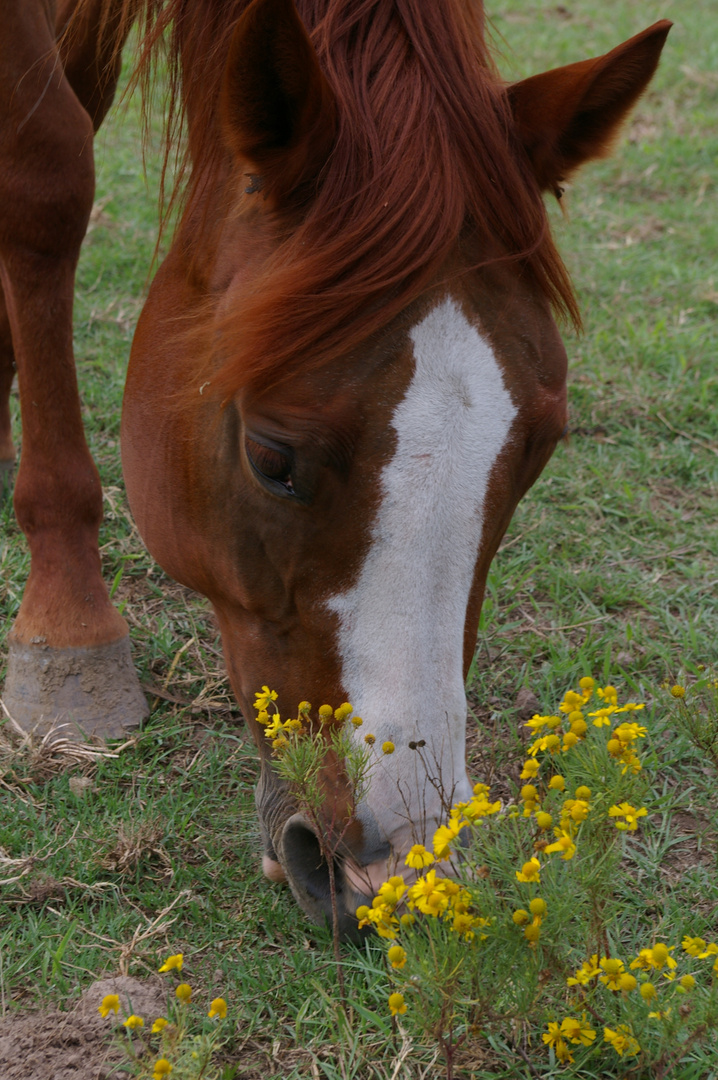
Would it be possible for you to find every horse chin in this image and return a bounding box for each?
[276,814,370,941]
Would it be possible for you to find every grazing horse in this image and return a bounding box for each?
[0,0,669,929]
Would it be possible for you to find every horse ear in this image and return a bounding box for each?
[220,0,336,201]
[508,20,671,194]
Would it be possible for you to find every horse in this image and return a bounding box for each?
[0,0,669,931]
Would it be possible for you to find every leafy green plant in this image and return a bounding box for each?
[99,953,231,1080]
[356,679,718,1078]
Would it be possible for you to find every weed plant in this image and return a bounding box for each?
[1,1,717,1077]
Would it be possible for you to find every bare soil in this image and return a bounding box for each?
[0,976,166,1080]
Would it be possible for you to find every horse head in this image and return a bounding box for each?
[121,0,670,932]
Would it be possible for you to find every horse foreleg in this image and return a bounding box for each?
[0,286,15,496]
[0,2,147,738]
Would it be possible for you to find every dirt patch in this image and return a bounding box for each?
[0,976,166,1080]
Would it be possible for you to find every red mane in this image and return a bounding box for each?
[74,0,580,393]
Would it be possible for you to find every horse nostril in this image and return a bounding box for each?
[278,814,368,940]
[280,815,334,904]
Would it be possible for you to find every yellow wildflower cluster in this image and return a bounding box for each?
[107,953,230,1080]
[561,936,717,1050]
[515,680,649,869]
[682,935,718,971]
[543,1014,596,1064]
[527,679,645,762]
[606,719,647,773]
[356,782,501,954]
[253,687,358,753]
[512,896,548,946]
[356,875,407,939]
[603,1025,641,1057]
[357,867,489,944]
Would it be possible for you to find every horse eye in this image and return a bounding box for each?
[245,437,294,489]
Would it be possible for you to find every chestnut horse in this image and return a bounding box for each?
[0,0,669,929]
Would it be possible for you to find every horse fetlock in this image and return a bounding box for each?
[2,635,148,740]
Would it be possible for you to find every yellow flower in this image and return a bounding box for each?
[630,944,677,974]
[575,786,591,800]
[123,1014,144,1030]
[254,686,277,711]
[175,983,192,1004]
[567,955,601,986]
[318,704,333,721]
[545,829,576,860]
[388,992,407,1016]
[376,879,405,908]
[408,870,450,916]
[547,775,565,791]
[560,1015,596,1047]
[208,997,227,1019]
[608,802,647,831]
[598,957,626,990]
[603,1025,640,1057]
[459,795,500,820]
[529,897,547,918]
[364,734,376,745]
[334,702,353,721]
[151,1017,169,1033]
[153,1059,173,1080]
[597,685,618,706]
[405,844,434,869]
[640,982,656,1001]
[98,994,120,1018]
[560,690,584,713]
[588,707,614,727]
[387,945,407,969]
[682,936,707,957]
[535,811,553,830]
[359,901,399,939]
[670,684,685,698]
[382,741,395,755]
[528,732,561,756]
[617,973,637,992]
[678,974,696,992]
[525,713,561,731]
[524,920,541,944]
[512,908,530,926]
[570,716,588,737]
[515,857,541,884]
[351,716,363,727]
[542,1022,573,1064]
[433,822,463,861]
[566,798,589,823]
[158,953,183,973]
[579,676,595,696]
[520,758,540,780]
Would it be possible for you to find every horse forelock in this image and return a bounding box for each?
[74,0,579,393]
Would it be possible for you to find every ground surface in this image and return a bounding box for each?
[1,1,717,1077]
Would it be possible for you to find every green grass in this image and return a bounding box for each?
[1,1,718,1077]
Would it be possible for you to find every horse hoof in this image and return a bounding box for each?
[2,635,148,740]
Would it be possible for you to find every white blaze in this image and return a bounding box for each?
[328,296,517,858]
